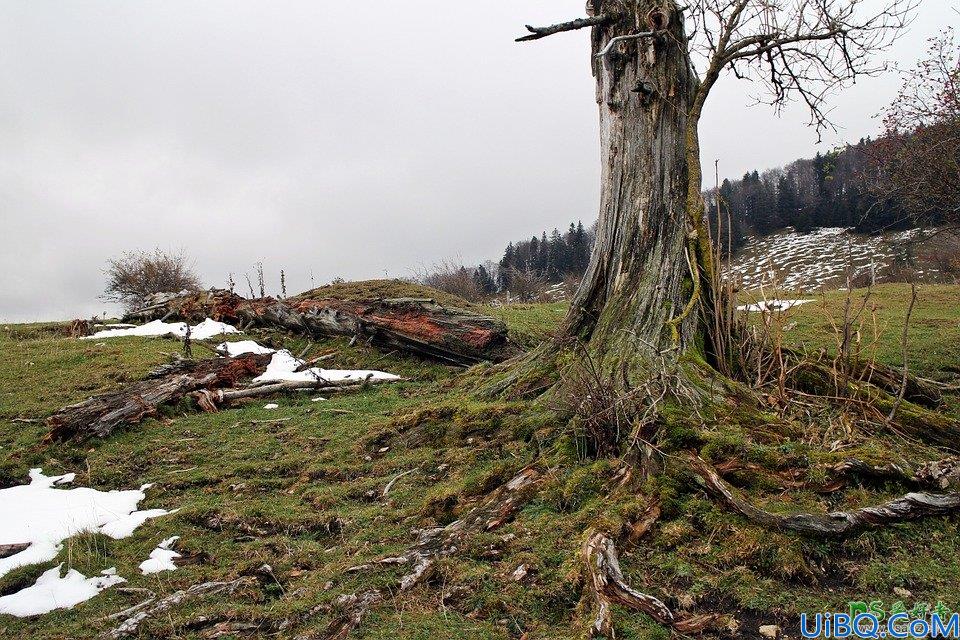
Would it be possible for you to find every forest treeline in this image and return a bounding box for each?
[706,136,930,254]
[490,136,920,291]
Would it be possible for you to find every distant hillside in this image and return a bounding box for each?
[727,226,957,291]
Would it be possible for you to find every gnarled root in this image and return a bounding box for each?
[101,577,256,639]
[334,466,543,637]
[828,457,960,491]
[321,590,384,640]
[691,455,960,537]
[582,531,719,638]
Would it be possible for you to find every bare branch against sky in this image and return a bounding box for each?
[0,1,954,321]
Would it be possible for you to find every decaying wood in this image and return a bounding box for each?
[583,531,673,636]
[790,360,958,449]
[388,465,542,590]
[692,456,960,537]
[829,459,917,487]
[582,531,719,637]
[101,577,256,639]
[46,354,272,441]
[69,318,93,338]
[208,375,398,406]
[123,289,512,366]
[855,361,942,409]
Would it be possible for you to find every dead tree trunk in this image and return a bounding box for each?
[45,354,272,441]
[557,3,708,376]
[123,290,512,366]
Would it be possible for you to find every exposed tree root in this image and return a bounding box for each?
[582,531,720,638]
[100,577,256,639]
[321,591,384,640]
[790,361,959,450]
[691,455,960,537]
[829,457,960,491]
[331,466,542,638]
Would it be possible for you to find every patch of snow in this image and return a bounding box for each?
[216,340,275,356]
[263,403,279,410]
[737,299,813,313]
[82,318,239,341]
[728,226,921,291]
[189,319,240,340]
[99,508,177,539]
[253,350,400,385]
[0,564,125,617]
[0,469,174,579]
[139,536,181,575]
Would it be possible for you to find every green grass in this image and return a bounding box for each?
[750,284,960,375]
[1,284,959,638]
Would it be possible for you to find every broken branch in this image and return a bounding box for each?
[516,15,614,42]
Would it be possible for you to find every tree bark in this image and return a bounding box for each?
[560,2,708,376]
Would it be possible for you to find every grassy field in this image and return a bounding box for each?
[1,282,959,638]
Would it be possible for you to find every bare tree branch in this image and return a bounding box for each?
[515,14,614,42]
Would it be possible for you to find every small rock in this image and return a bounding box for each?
[263,403,279,410]
[510,564,529,581]
[894,586,913,598]
[322,581,334,590]
[759,624,780,639]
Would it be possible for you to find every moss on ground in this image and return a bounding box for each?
[0,284,959,638]
[293,278,474,310]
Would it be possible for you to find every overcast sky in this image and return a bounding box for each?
[1,1,954,322]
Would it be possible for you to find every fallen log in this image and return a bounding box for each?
[123,288,513,366]
[45,354,272,441]
[192,375,400,412]
[691,455,960,537]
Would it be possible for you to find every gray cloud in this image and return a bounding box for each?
[0,1,952,321]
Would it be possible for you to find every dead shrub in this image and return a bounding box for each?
[416,259,484,302]
[505,267,547,302]
[102,249,202,310]
[557,350,639,459]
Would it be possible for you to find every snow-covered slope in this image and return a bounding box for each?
[728,227,920,291]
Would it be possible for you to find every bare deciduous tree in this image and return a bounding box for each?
[101,249,202,310]
[417,259,485,302]
[513,0,914,383]
[868,28,960,226]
